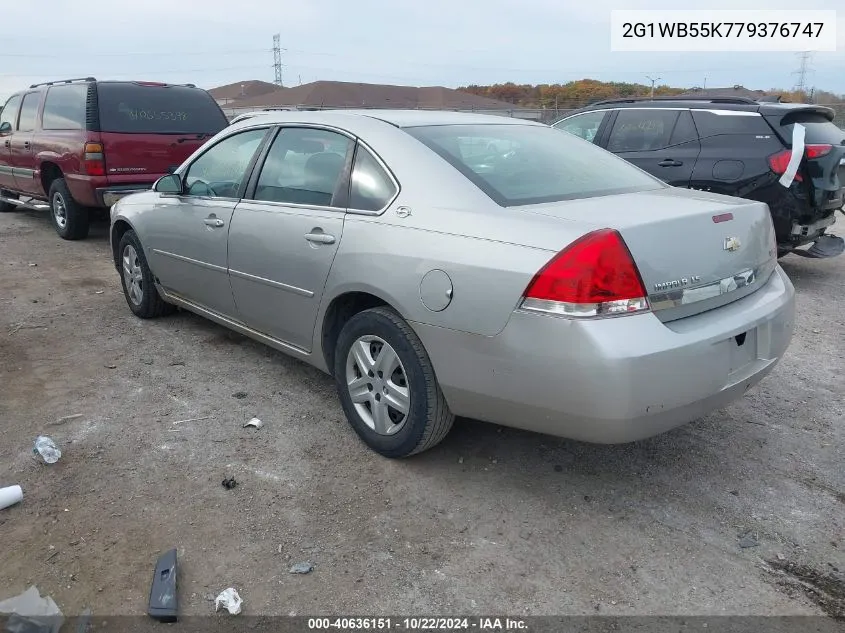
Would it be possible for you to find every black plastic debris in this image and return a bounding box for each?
[148,548,178,622]
[221,477,238,490]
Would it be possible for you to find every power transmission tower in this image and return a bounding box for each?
[273,34,283,87]
[792,51,812,94]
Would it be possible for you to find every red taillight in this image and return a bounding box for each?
[83,142,105,176]
[521,228,650,318]
[767,149,802,182]
[805,144,832,159]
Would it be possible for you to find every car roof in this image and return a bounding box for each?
[229,109,544,129]
[557,98,835,121]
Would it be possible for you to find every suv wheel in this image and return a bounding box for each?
[49,178,89,240]
[0,189,19,213]
[334,306,454,458]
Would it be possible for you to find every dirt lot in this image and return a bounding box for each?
[0,208,843,618]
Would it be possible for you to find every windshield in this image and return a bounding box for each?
[96,83,228,135]
[404,123,665,206]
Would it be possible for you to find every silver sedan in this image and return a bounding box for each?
[110,110,796,457]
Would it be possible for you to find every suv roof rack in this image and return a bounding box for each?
[588,95,760,106]
[29,77,96,89]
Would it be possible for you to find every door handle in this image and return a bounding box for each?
[658,159,682,167]
[3,140,9,148]
[305,232,335,244]
[23,141,31,149]
[203,217,224,227]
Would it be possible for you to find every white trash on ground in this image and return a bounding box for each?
[0,585,64,633]
[214,588,243,615]
[0,485,23,510]
[33,436,61,464]
[243,417,263,429]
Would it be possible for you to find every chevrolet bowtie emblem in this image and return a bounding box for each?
[724,236,741,252]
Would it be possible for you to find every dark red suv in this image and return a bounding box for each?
[0,78,229,239]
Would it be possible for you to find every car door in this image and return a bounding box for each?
[602,108,701,187]
[10,91,41,194]
[145,126,270,318]
[0,94,22,192]
[551,110,611,144]
[227,126,356,351]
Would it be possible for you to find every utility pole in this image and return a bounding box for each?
[792,51,812,95]
[646,75,661,98]
[273,34,283,87]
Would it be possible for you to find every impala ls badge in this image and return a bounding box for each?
[654,275,702,292]
[724,236,741,252]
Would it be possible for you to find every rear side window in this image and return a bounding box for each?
[96,83,228,134]
[1,95,21,129]
[405,123,664,207]
[607,109,679,152]
[349,145,397,211]
[669,110,698,145]
[765,112,845,145]
[253,127,354,208]
[691,110,771,138]
[17,93,41,132]
[42,84,88,130]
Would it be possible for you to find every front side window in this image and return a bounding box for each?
[607,109,680,152]
[42,84,88,130]
[349,145,397,212]
[184,128,267,198]
[0,95,21,130]
[17,93,41,132]
[253,127,353,207]
[554,111,607,143]
[405,123,664,207]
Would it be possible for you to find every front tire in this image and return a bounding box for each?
[334,306,454,458]
[49,178,89,240]
[117,230,175,319]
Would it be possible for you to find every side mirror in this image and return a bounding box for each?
[0,122,11,134]
[154,173,183,194]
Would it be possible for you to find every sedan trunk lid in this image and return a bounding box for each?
[522,187,778,322]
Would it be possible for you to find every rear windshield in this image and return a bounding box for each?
[404,123,664,206]
[765,111,845,146]
[96,83,228,134]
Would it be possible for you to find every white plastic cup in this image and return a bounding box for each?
[0,485,23,510]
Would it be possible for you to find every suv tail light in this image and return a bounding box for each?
[768,144,833,182]
[805,144,833,159]
[768,149,802,182]
[84,142,105,176]
[520,228,650,318]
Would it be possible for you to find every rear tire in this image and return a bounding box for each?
[117,229,176,319]
[0,189,19,213]
[334,306,454,458]
[49,178,89,240]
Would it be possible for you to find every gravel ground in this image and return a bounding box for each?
[0,208,843,618]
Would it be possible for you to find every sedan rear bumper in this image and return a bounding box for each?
[411,265,795,444]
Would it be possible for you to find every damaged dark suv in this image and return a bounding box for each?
[553,96,845,259]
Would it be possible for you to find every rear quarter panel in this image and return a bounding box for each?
[324,212,559,337]
[34,130,88,197]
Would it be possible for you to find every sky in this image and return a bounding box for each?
[0,0,842,104]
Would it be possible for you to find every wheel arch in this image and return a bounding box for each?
[319,287,410,376]
[39,161,63,197]
[110,218,137,271]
